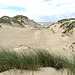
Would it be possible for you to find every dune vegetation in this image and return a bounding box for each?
[58,18,75,23]
[0,16,75,75]
[0,15,40,28]
[0,16,26,26]
[60,21,75,34]
[0,16,11,25]
[0,47,75,75]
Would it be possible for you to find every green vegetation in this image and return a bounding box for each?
[12,18,23,25]
[0,15,27,26]
[58,18,75,23]
[0,18,11,25]
[60,21,75,34]
[0,47,75,75]
[60,22,69,28]
[58,19,70,23]
[1,16,10,19]
[72,42,75,44]
[14,15,28,19]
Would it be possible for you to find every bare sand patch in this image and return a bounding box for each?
[0,67,67,75]
[0,22,75,75]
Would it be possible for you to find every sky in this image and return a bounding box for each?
[0,0,75,22]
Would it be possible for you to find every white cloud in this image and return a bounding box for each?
[0,9,17,17]
[0,0,75,22]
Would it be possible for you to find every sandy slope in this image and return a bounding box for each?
[0,23,75,75]
[0,67,67,75]
[0,24,74,55]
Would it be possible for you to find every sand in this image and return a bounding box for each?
[0,67,67,75]
[0,24,74,54]
[0,23,75,75]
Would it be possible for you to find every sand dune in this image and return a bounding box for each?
[0,19,75,75]
[0,24,74,55]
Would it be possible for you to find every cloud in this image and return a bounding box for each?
[0,0,75,22]
[44,0,51,1]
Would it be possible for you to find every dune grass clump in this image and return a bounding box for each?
[0,47,75,75]
[0,48,40,72]
[60,21,75,34]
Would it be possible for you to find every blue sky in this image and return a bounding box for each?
[0,5,26,11]
[0,0,75,22]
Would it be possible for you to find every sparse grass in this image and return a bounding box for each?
[12,18,24,26]
[60,21,75,34]
[0,15,26,27]
[60,22,69,28]
[0,47,75,75]
[58,18,75,23]
[58,19,70,23]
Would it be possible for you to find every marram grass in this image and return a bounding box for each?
[0,47,75,75]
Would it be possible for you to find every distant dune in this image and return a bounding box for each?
[0,15,40,28]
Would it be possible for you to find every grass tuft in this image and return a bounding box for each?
[0,47,75,75]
